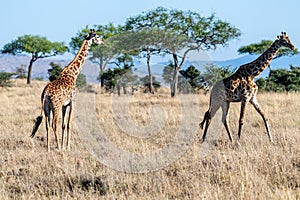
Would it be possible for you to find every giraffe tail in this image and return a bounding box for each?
[199,98,212,129]
[31,86,47,138]
[31,115,43,138]
[199,110,209,129]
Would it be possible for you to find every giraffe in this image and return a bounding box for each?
[31,29,104,151]
[200,32,295,143]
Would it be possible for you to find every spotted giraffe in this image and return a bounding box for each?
[31,29,104,151]
[200,32,295,143]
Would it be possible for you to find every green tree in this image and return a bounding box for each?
[100,53,137,95]
[101,68,128,95]
[140,75,161,93]
[257,65,300,92]
[115,28,188,93]
[201,64,236,90]
[179,65,201,91]
[1,35,68,84]
[162,63,189,93]
[69,24,122,87]
[125,7,241,97]
[48,62,63,82]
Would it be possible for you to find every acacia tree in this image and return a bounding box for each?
[117,29,163,94]
[111,28,188,93]
[1,35,67,84]
[238,39,298,74]
[69,24,122,87]
[125,7,241,97]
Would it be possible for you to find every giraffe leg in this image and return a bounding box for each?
[44,101,51,152]
[45,114,51,152]
[221,101,232,142]
[201,104,221,142]
[238,100,248,140]
[52,112,61,150]
[61,105,67,150]
[250,96,273,142]
[66,101,73,150]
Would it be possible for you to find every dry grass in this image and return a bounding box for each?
[0,79,299,199]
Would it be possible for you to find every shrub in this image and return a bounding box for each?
[0,72,14,87]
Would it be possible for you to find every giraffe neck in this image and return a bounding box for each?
[240,41,281,78]
[58,39,92,84]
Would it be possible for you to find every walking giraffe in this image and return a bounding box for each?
[200,32,295,142]
[31,29,104,151]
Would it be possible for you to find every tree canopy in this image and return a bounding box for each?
[125,6,241,96]
[1,35,67,84]
[69,24,124,87]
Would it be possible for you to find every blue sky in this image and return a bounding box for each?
[1,0,299,61]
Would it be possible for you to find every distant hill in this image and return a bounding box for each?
[1,53,299,83]
[136,54,300,79]
[0,54,100,83]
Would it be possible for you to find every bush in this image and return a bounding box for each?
[48,62,63,82]
[140,75,161,93]
[15,65,27,79]
[0,72,14,87]
[76,73,87,89]
[257,65,300,92]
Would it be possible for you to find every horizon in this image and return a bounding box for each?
[1,50,299,84]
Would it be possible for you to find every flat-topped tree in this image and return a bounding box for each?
[1,35,68,84]
[69,24,122,87]
[125,7,241,97]
[109,28,189,94]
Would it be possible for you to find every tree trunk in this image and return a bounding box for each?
[171,53,179,97]
[99,57,105,87]
[147,49,154,94]
[171,68,179,97]
[27,58,35,84]
[117,84,121,96]
[123,84,127,95]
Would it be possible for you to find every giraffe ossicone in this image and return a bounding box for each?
[200,32,295,143]
[31,30,104,151]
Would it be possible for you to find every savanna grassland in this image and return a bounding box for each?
[0,80,299,199]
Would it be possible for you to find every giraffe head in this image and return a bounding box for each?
[84,29,104,45]
[276,32,295,50]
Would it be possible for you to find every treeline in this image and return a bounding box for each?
[2,63,298,94]
[256,65,300,92]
